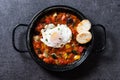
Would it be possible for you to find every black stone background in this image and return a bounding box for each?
[0,0,120,80]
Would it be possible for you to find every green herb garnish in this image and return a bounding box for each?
[58,28,60,30]
[45,39,48,42]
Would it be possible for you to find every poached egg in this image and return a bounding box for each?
[41,24,72,48]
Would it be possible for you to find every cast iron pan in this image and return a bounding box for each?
[12,5,106,71]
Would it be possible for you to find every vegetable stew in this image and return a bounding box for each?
[32,12,88,65]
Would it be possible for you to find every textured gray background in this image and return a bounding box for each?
[0,0,120,80]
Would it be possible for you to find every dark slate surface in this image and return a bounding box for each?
[0,0,120,80]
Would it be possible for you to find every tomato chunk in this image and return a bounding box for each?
[78,46,84,53]
[45,17,51,24]
[35,24,43,31]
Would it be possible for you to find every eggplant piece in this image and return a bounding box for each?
[36,48,42,54]
[34,31,40,35]
[51,53,57,59]
[66,17,74,26]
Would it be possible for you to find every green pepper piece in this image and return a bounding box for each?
[72,50,78,55]
[51,53,57,59]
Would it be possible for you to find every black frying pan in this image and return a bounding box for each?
[12,5,106,71]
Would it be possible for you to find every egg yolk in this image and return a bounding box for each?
[50,32,62,44]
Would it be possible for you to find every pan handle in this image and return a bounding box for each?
[92,24,106,52]
[12,24,29,53]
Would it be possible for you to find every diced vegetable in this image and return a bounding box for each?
[58,58,67,65]
[63,53,68,59]
[53,12,57,17]
[51,17,55,23]
[35,24,43,32]
[43,51,48,57]
[38,54,44,59]
[71,43,75,47]
[78,46,84,53]
[36,48,41,54]
[48,57,54,63]
[33,35,40,42]
[66,13,70,18]
[43,57,54,64]
[45,17,51,24]
[34,42,40,48]
[41,43,47,50]
[65,47,71,52]
[68,53,74,59]
[55,60,59,65]
[65,44,71,49]
[61,14,66,21]
[51,53,57,59]
[67,17,73,25]
[43,58,49,63]
[72,50,78,55]
[74,55,81,60]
